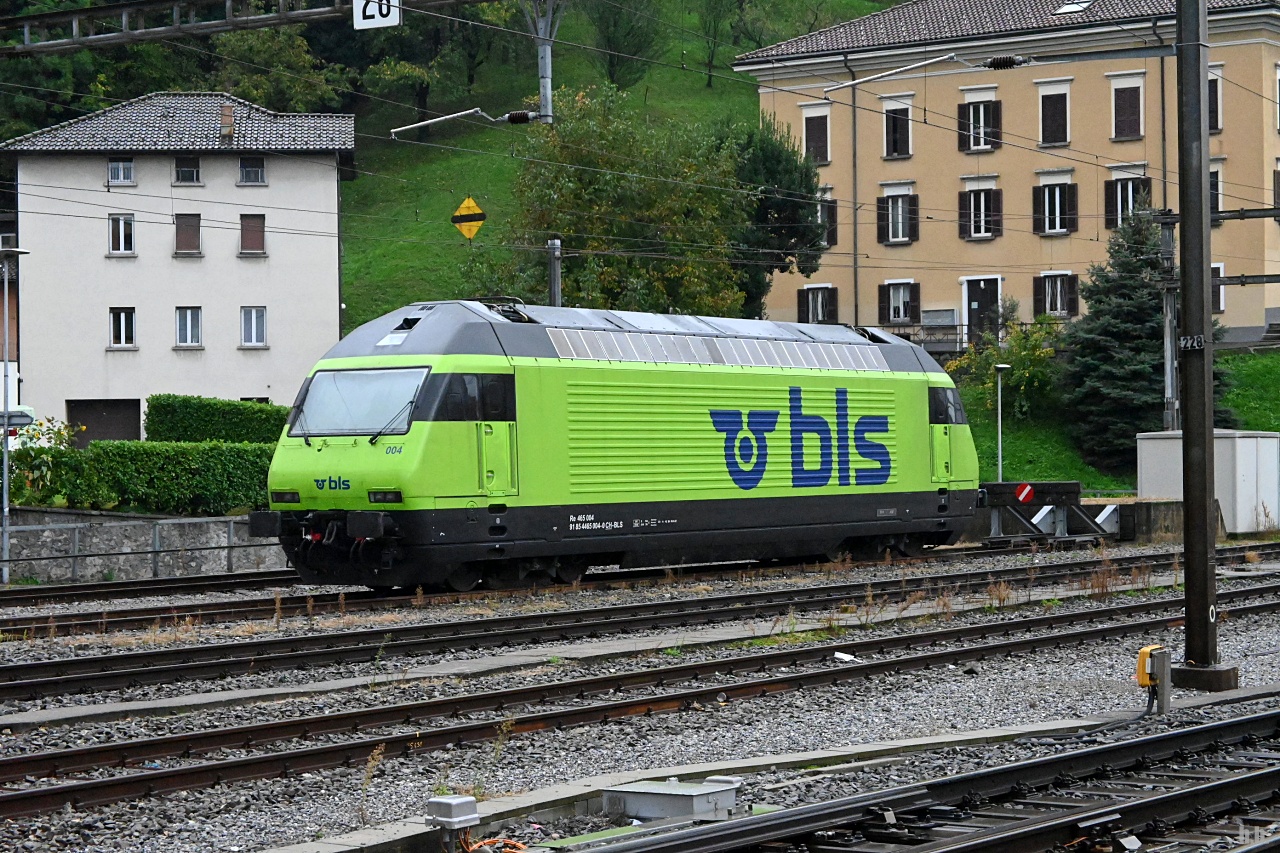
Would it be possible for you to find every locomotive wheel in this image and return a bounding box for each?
[445,566,482,592]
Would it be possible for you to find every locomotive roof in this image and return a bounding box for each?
[323,300,945,374]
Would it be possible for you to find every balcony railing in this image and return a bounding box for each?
[882,319,1069,352]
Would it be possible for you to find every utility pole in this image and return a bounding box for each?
[1156,214,1180,431]
[520,0,564,124]
[548,238,563,307]
[1171,0,1237,691]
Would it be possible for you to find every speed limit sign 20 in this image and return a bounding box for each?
[354,0,401,30]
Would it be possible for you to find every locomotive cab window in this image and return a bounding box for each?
[928,387,968,424]
[288,367,429,438]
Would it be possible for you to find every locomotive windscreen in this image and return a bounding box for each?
[289,367,429,438]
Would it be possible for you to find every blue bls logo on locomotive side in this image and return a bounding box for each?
[710,387,892,491]
[314,476,352,491]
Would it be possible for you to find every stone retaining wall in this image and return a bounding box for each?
[6,507,287,583]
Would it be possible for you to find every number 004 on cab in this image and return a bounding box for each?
[250,300,980,591]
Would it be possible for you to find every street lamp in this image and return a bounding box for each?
[994,363,1011,483]
[0,247,28,585]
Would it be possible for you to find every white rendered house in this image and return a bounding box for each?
[0,92,354,440]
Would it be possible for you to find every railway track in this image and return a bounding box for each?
[0,569,299,608]
[5,545,1275,700]
[587,715,1280,853]
[3,542,1275,637]
[3,581,1280,819]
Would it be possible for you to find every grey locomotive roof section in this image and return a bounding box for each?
[734,0,1267,62]
[0,92,354,153]
[321,302,507,360]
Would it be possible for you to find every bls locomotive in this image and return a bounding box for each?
[251,300,980,590]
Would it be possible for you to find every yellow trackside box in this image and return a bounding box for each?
[1136,644,1164,688]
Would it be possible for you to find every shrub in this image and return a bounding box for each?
[145,394,289,444]
[86,441,274,515]
[945,317,1063,421]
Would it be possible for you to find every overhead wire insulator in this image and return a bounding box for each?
[503,111,536,124]
[984,56,1027,70]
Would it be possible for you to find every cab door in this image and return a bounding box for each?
[477,375,518,497]
[928,386,954,483]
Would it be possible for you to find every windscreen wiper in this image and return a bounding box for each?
[369,400,415,446]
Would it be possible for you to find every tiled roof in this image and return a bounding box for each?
[736,0,1270,62]
[0,92,354,153]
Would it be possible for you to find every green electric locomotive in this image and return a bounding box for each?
[250,300,980,590]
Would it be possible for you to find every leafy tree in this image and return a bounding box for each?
[699,0,736,87]
[466,86,747,316]
[721,115,824,318]
[732,0,845,51]
[209,26,352,113]
[582,0,665,90]
[946,316,1063,421]
[1060,207,1234,472]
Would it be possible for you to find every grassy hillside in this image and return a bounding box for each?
[1220,349,1280,432]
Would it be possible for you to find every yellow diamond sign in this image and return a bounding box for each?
[451,196,486,240]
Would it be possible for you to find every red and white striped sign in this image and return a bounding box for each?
[1015,483,1035,504]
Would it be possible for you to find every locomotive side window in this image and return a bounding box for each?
[442,374,482,421]
[928,387,968,425]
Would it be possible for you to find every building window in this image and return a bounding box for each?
[174,156,201,184]
[108,214,135,254]
[876,190,919,245]
[884,106,911,158]
[1208,70,1222,133]
[1112,79,1143,140]
[175,307,202,347]
[1033,182,1078,235]
[174,214,201,254]
[817,190,837,247]
[1104,175,1152,228]
[959,186,1002,239]
[958,100,1002,152]
[878,280,920,325]
[1039,85,1070,145]
[0,233,15,250]
[1209,167,1222,226]
[239,156,267,185]
[107,158,134,186]
[240,214,266,254]
[1211,263,1225,314]
[1033,273,1079,317]
[797,286,837,324]
[804,113,830,165]
[109,307,135,347]
[241,306,267,346]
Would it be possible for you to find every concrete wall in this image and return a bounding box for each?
[15,151,341,422]
[6,507,287,583]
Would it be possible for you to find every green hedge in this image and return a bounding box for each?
[145,394,289,444]
[84,441,274,515]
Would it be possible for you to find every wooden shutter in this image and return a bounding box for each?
[823,198,838,247]
[1273,169,1280,222]
[990,189,1003,237]
[909,282,922,324]
[1032,187,1046,235]
[907,195,920,242]
[796,290,809,323]
[805,115,828,164]
[1208,78,1220,132]
[1066,275,1080,316]
[1065,183,1079,233]
[1113,86,1141,138]
[240,214,265,253]
[957,103,971,151]
[878,284,890,325]
[876,197,890,244]
[1042,93,1067,144]
[1033,276,1046,316]
[988,100,1003,148]
[1104,180,1118,229]
[826,287,839,324]
[958,191,971,239]
[1212,281,1225,314]
[175,214,200,253]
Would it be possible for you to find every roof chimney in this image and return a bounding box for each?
[219,104,235,142]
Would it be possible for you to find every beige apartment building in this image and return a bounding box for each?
[734,0,1280,353]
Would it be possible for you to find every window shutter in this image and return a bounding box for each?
[240,214,266,253]
[805,115,828,164]
[1212,282,1225,314]
[1042,93,1067,144]
[909,282,922,324]
[989,100,1003,148]
[1104,180,1118,229]
[1065,183,1079,232]
[907,195,920,242]
[1032,186,1046,235]
[1033,277,1046,316]
[1273,170,1280,222]
[175,214,200,253]
[878,284,890,325]
[1066,274,1080,316]
[796,290,809,323]
[1208,78,1220,131]
[958,191,971,239]
[876,197,890,244]
[827,287,839,324]
[1114,86,1141,138]
[990,189,1003,237]
[957,103,970,152]
[823,198,838,247]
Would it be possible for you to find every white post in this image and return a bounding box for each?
[991,363,1011,539]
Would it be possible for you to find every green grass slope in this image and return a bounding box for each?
[1220,350,1280,433]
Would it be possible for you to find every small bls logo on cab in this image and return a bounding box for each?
[314,476,351,491]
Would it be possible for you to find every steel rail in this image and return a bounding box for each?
[3,588,1280,817]
[0,569,298,607]
[4,546,1271,699]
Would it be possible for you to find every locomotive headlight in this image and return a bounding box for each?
[368,491,403,504]
[271,491,301,504]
